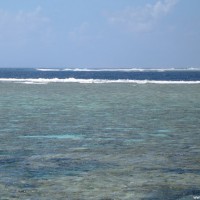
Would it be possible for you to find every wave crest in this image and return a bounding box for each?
[36,68,200,72]
[1,78,200,84]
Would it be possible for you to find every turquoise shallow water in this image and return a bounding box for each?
[0,82,200,199]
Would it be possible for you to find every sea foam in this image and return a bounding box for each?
[1,78,200,84]
[36,68,61,71]
[36,68,200,72]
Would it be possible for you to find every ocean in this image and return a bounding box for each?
[0,68,200,199]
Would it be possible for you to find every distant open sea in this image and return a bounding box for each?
[0,68,200,199]
[1,68,200,83]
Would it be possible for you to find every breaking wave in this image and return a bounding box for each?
[36,68,200,72]
[36,68,62,71]
[1,78,200,84]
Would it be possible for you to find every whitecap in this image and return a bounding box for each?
[1,78,200,84]
[36,68,61,71]
[18,81,48,85]
[59,68,200,72]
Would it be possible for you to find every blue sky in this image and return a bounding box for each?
[0,0,200,68]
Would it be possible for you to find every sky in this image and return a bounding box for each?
[0,0,200,68]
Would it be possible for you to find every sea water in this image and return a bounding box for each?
[0,69,200,199]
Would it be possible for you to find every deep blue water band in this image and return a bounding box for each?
[0,68,200,81]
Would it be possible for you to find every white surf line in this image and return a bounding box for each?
[1,78,200,84]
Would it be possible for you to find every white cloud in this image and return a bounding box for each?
[0,7,50,44]
[108,0,178,32]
